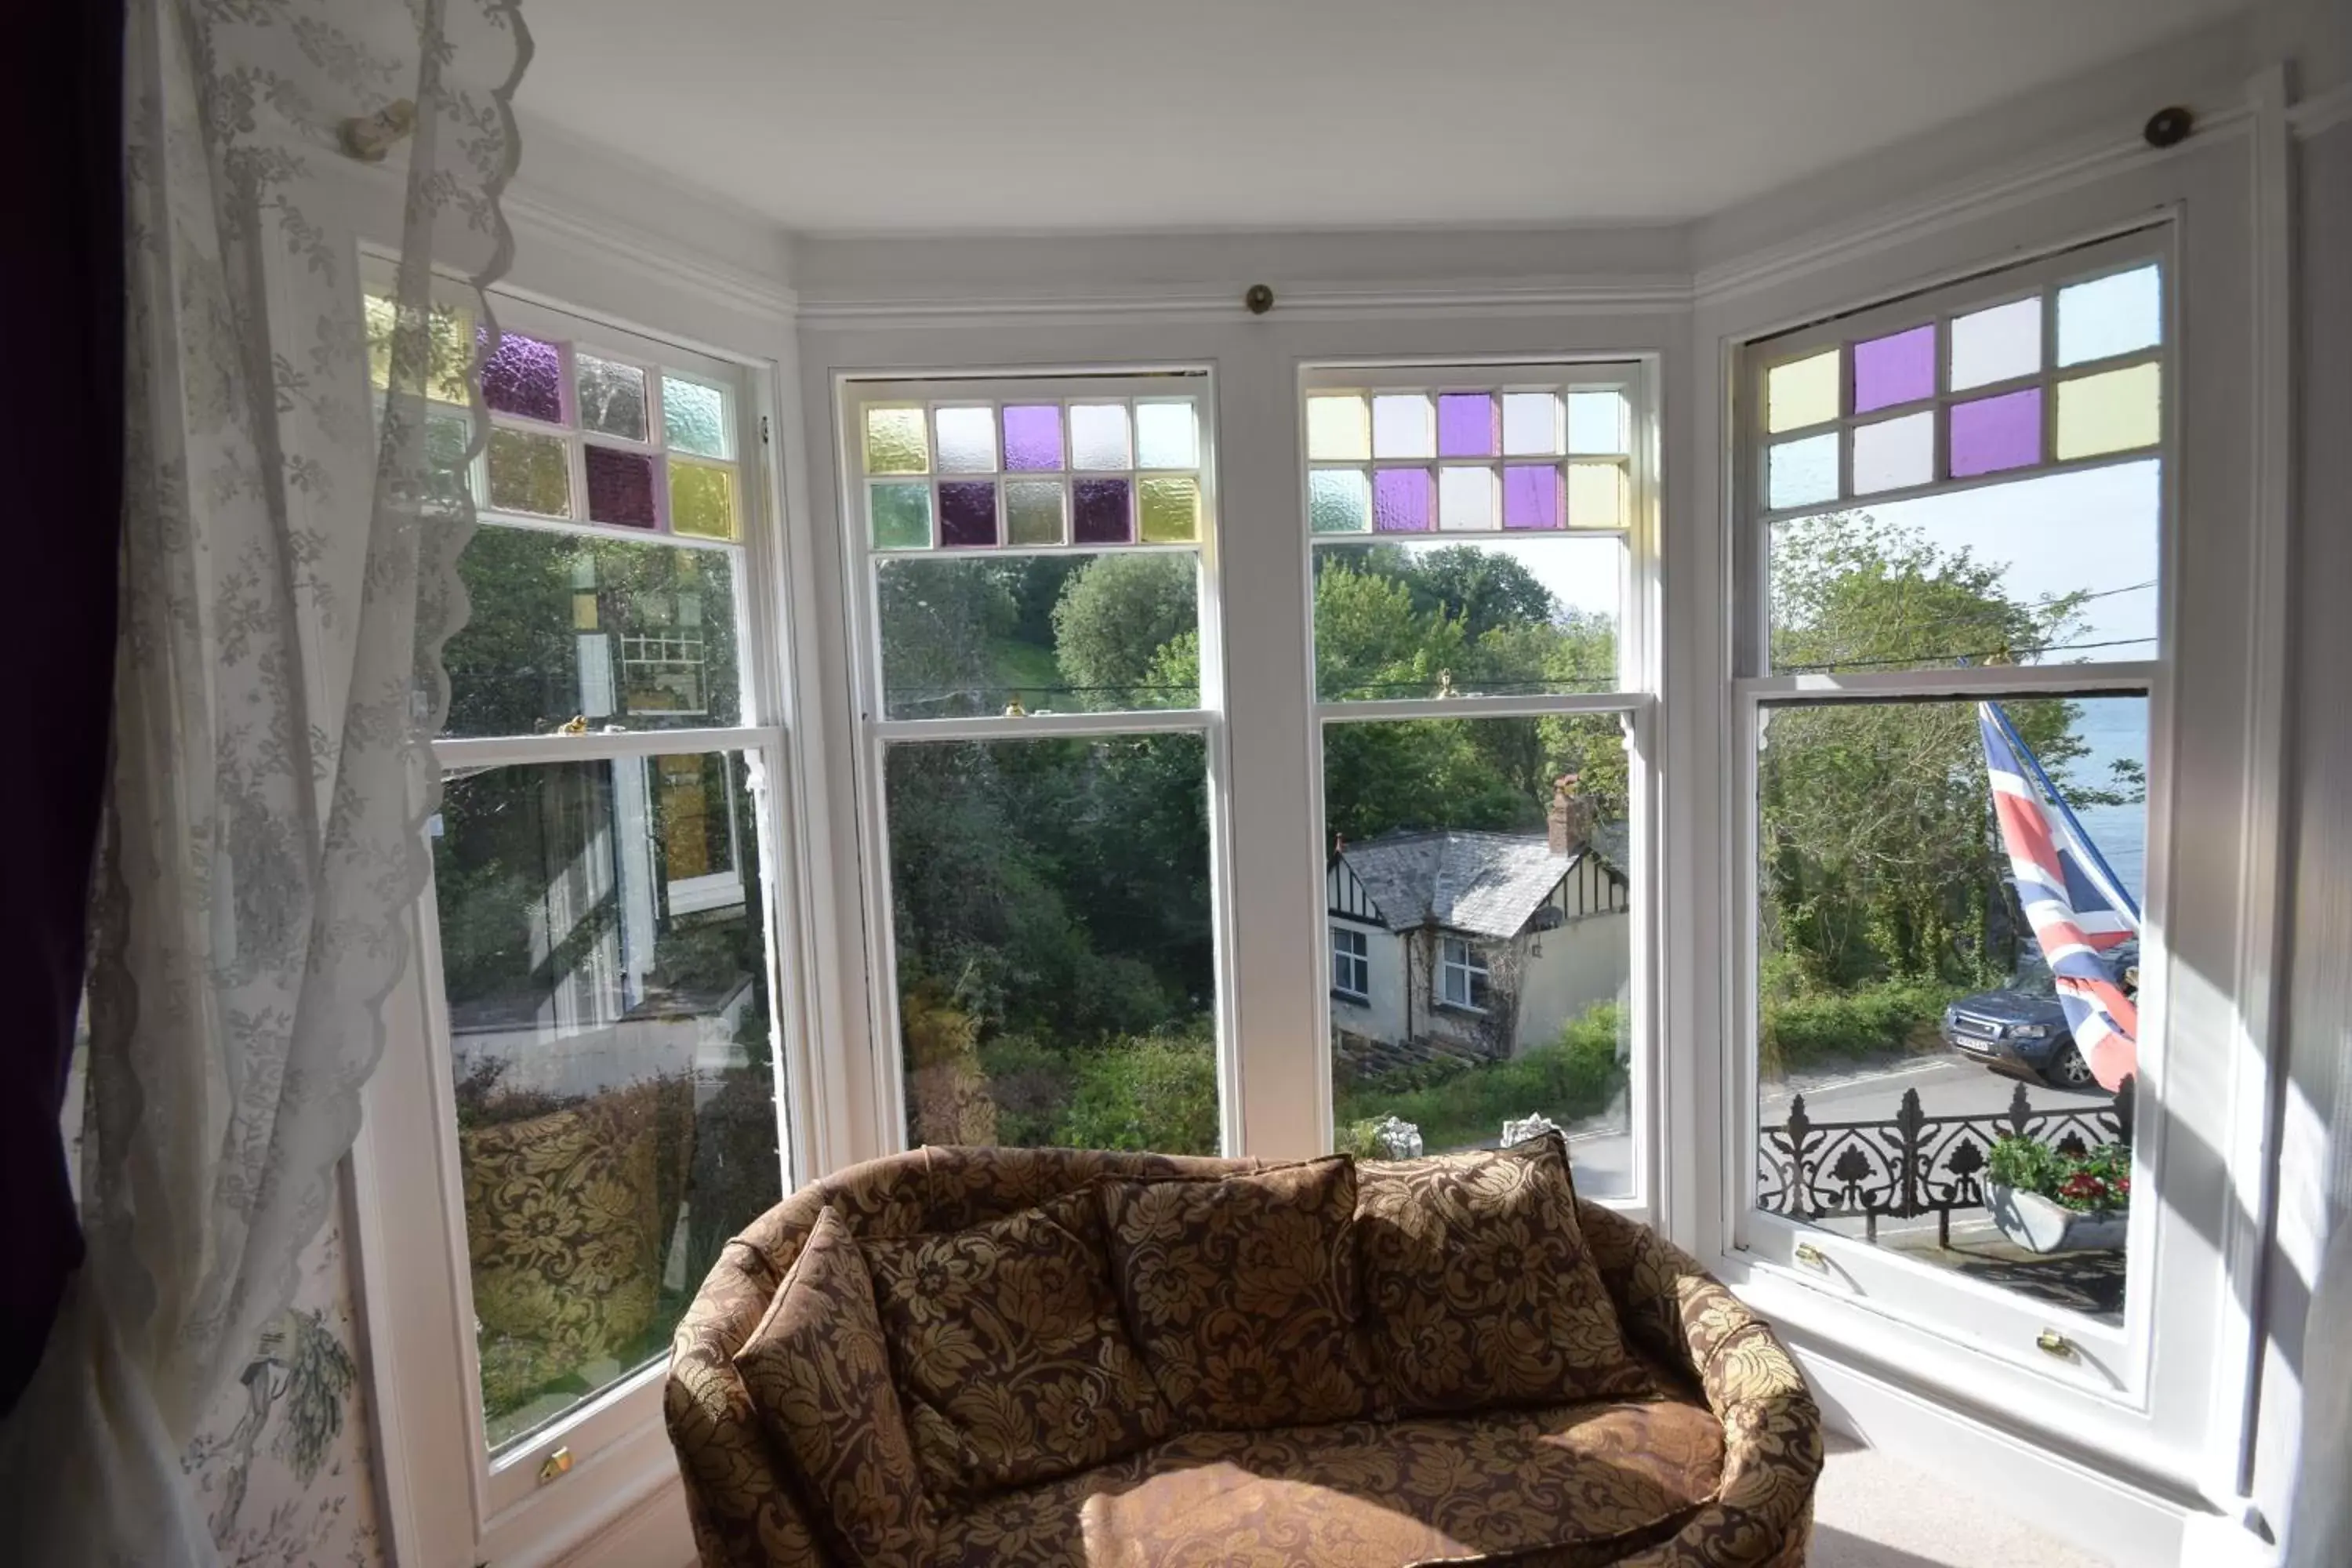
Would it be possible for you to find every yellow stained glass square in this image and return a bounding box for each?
[2055,363,2161,460]
[864,406,930,474]
[1767,349,1840,434]
[1567,459,1628,529]
[1139,477,1200,543]
[486,427,571,518]
[670,458,739,540]
[1007,481,1065,546]
[1306,394,1371,461]
[365,293,474,406]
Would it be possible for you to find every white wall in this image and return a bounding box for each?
[1513,914,1632,1055]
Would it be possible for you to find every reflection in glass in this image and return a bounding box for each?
[1312,538,1621,702]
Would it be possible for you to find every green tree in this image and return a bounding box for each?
[1051,554,1200,706]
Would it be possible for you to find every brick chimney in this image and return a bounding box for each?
[1548,773,1595,855]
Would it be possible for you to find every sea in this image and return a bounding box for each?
[2058,695,2147,906]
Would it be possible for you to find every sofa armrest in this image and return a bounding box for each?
[1579,1203,1823,1568]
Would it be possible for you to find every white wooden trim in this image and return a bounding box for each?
[500,183,798,326]
[1319,692,1648,725]
[1735,662,2160,702]
[2287,81,2352,139]
[433,724,782,768]
[797,278,1693,330]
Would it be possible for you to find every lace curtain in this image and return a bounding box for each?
[0,1,526,1561]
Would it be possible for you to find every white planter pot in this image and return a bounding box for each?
[1985,1182,2129,1254]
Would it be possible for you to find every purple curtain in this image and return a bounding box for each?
[0,0,125,1418]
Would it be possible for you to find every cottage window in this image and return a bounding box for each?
[1439,938,1492,1012]
[1331,926,1370,1002]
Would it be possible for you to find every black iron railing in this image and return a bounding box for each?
[1758,1077,2134,1245]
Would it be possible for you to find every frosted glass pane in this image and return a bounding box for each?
[1003,405,1063,471]
[1073,478,1133,543]
[1438,465,1497,530]
[1309,469,1370,533]
[1852,411,1934,494]
[1566,391,1627,455]
[935,407,998,474]
[1567,460,1627,529]
[870,481,931,550]
[2059,265,2161,366]
[585,445,659,528]
[1139,477,1200,543]
[1006,481,1065,546]
[1437,394,1498,458]
[1372,394,1434,459]
[2056,364,2161,459]
[1853,325,1935,414]
[1308,395,1371,461]
[1502,464,1563,529]
[486,428,570,517]
[1767,434,1839,509]
[662,376,730,458]
[1949,388,2042,477]
[1949,298,2040,391]
[1372,469,1431,532]
[1135,401,1199,469]
[1766,350,1839,434]
[1501,392,1562,456]
[1070,403,1132,470]
[865,406,929,474]
[575,353,648,441]
[938,481,997,547]
[669,458,738,540]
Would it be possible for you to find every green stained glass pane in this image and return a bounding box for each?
[866,406,929,474]
[662,376,731,458]
[487,427,571,518]
[1309,469,1370,533]
[365,292,474,406]
[1139,477,1200,543]
[423,412,473,511]
[1006,481,1065,546]
[670,458,739,540]
[870,481,932,550]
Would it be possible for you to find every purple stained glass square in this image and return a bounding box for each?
[1003,405,1063,471]
[1437,393,1498,457]
[1073,478,1132,543]
[1373,469,1432,532]
[938,481,998,547]
[481,329,564,423]
[1502,465,1563,530]
[1949,387,2042,477]
[1854,325,1936,414]
[584,445,658,528]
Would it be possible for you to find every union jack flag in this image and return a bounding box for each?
[1977,702,2140,1090]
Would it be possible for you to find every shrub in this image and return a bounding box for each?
[1759,977,1962,1077]
[1336,1004,1625,1154]
[1058,1031,1218,1154]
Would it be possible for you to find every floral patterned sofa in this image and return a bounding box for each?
[666,1144,1821,1568]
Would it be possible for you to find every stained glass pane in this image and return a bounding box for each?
[423,412,474,510]
[1372,394,1435,459]
[1372,469,1432,533]
[1852,411,1934,495]
[1073,478,1133,543]
[1853,325,1935,414]
[1006,481,1065,546]
[1003,405,1064,471]
[1566,391,1628,456]
[939,481,1000,547]
[1567,461,1628,530]
[662,376,731,458]
[1309,470,1371,534]
[1766,350,1839,434]
[1135,401,1200,469]
[865,407,930,474]
[871,481,932,550]
[487,427,571,517]
[669,458,738,540]
[586,445,659,528]
[935,407,999,474]
[1071,404,1133,470]
[1502,393,1563,456]
[575,353,648,441]
[1502,465,1563,530]
[482,330,566,423]
[1766,433,1839,510]
[365,293,475,406]
[2059,265,2161,367]
[1139,477,1200,543]
[1949,298,2041,391]
[2056,364,2161,460]
[1949,388,2042,477]
[1439,465,1497,530]
[1307,395,1371,461]
[1437,394,1498,458]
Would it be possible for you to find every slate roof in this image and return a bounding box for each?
[1341,829,1602,942]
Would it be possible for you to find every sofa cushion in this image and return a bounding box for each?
[731,1206,934,1568]
[860,1188,1173,1501]
[933,1396,1723,1567]
[1099,1155,1377,1432]
[1357,1134,1651,1415]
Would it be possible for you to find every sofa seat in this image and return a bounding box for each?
[939,1397,1726,1568]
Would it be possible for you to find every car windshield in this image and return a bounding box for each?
[2009,962,2059,999]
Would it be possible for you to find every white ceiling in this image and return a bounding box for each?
[517,0,2245,234]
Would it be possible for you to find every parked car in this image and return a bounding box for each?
[1941,944,2138,1094]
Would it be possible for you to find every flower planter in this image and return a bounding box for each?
[1984,1181,2129,1254]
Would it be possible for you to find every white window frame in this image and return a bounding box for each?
[1330,924,1370,1003]
[1438,936,1491,1013]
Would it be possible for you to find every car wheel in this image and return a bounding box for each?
[2049,1042,2097,1091]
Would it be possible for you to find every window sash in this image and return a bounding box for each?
[1331,926,1369,1000]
